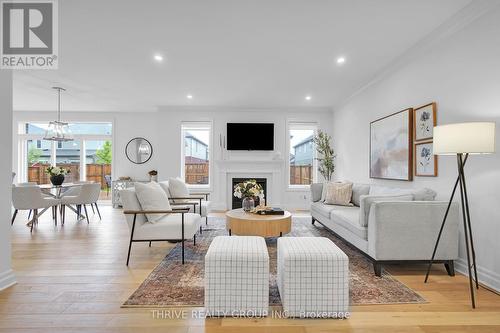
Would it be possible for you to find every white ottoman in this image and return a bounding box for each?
[277,237,349,318]
[205,236,269,317]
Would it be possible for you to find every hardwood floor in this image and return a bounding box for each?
[2,204,499,332]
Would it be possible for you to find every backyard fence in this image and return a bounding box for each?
[28,163,111,189]
[185,162,209,185]
[290,165,313,185]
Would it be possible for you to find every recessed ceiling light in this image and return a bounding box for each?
[186,94,193,99]
[336,57,346,65]
[305,95,312,101]
[153,54,164,62]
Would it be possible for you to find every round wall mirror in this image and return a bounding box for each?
[125,137,153,164]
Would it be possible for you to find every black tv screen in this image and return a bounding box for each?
[227,123,274,150]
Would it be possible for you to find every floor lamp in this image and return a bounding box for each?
[424,122,496,309]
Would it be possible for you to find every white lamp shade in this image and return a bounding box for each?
[433,122,496,155]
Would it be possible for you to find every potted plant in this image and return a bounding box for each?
[45,166,70,186]
[313,130,336,181]
[148,170,158,182]
[233,180,264,212]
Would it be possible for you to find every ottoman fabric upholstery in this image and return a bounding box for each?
[277,237,349,318]
[205,236,269,316]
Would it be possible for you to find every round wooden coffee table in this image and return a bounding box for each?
[226,208,292,237]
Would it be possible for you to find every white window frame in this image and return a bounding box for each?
[17,122,113,183]
[180,121,212,190]
[287,122,318,190]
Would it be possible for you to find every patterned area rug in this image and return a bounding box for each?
[123,216,425,307]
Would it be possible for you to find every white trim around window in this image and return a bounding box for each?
[180,121,212,190]
[286,121,318,190]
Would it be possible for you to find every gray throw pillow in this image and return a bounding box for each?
[351,184,370,206]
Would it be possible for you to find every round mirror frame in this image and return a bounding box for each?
[125,137,153,164]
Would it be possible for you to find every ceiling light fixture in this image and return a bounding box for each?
[336,57,346,65]
[153,54,164,62]
[43,87,73,142]
[186,94,193,99]
[305,95,312,101]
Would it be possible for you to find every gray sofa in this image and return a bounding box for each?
[310,183,459,276]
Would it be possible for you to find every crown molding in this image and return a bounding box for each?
[334,0,500,111]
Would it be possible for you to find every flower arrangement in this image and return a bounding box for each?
[45,166,70,176]
[233,180,264,200]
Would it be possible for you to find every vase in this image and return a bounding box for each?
[242,197,255,212]
[50,174,65,186]
[150,175,158,182]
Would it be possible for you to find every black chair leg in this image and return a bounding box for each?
[11,209,18,225]
[149,241,151,247]
[373,262,383,277]
[95,202,101,220]
[54,206,57,226]
[28,209,32,220]
[62,205,66,225]
[206,216,208,225]
[91,203,95,214]
[193,235,196,246]
[83,205,90,224]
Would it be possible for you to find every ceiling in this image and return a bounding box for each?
[13,0,472,112]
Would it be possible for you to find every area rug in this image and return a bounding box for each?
[123,216,425,307]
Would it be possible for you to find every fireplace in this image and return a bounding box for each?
[231,178,267,209]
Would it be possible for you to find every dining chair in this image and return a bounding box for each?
[11,186,61,232]
[14,182,55,220]
[60,183,102,224]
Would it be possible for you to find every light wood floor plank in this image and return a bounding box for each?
[1,205,498,332]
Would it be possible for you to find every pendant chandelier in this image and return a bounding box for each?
[43,87,73,142]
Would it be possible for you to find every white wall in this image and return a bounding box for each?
[14,107,333,210]
[332,7,500,291]
[0,71,16,290]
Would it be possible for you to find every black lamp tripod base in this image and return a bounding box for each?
[424,153,479,309]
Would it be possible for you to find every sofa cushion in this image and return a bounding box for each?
[324,182,353,206]
[351,184,370,206]
[358,194,414,227]
[330,206,367,240]
[134,213,201,240]
[369,185,436,201]
[311,201,337,219]
[134,182,172,223]
[320,181,334,202]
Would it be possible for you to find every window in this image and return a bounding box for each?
[289,123,317,186]
[18,122,112,198]
[181,122,211,186]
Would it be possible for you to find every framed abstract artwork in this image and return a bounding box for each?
[414,102,436,142]
[415,141,438,177]
[370,108,413,181]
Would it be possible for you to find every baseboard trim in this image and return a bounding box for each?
[0,269,16,291]
[455,259,500,293]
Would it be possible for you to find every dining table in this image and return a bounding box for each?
[39,182,86,220]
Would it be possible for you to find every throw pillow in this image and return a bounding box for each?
[134,182,171,223]
[320,181,334,202]
[358,194,414,227]
[351,183,370,207]
[324,182,353,206]
[168,177,190,203]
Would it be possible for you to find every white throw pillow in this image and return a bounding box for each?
[320,181,335,202]
[324,182,353,206]
[134,182,171,223]
[168,177,190,203]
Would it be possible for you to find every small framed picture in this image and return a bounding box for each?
[414,102,436,141]
[415,141,437,177]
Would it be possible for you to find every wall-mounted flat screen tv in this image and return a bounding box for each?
[226,123,274,150]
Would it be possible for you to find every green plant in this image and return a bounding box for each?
[313,130,336,181]
[27,146,42,165]
[95,140,112,164]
